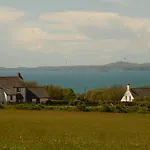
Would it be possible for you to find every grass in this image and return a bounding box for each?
[0,110,150,150]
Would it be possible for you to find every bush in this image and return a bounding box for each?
[44,106,77,111]
[2,103,150,113]
[45,100,53,105]
[44,85,76,101]
[137,107,149,114]
[76,103,86,112]
[0,104,5,109]
[50,100,69,105]
[45,100,69,106]
[87,106,101,112]
[116,105,127,113]
[30,104,44,110]
[99,104,113,112]
[85,87,125,104]
[14,104,44,110]
[76,101,88,112]
[86,100,99,106]
[124,106,139,113]
[15,104,29,109]
[69,99,81,106]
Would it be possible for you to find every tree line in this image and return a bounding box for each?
[25,82,150,108]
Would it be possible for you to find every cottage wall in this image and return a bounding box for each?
[15,87,26,102]
[7,95,16,103]
[40,98,48,103]
[26,88,38,103]
[0,90,6,104]
[4,92,7,102]
[20,88,26,102]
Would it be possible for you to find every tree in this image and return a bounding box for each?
[85,87,125,104]
[44,85,64,100]
[63,88,76,100]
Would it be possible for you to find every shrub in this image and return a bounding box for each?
[124,106,139,113]
[0,104,5,109]
[50,100,69,106]
[63,88,76,101]
[99,104,113,112]
[69,99,81,106]
[85,87,125,104]
[86,100,99,106]
[44,106,77,111]
[45,100,53,105]
[30,104,44,110]
[45,85,64,100]
[137,107,149,114]
[87,106,103,112]
[44,85,76,101]
[116,105,127,113]
[14,104,44,110]
[76,101,88,112]
[15,104,29,109]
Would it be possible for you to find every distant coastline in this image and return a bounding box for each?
[1,61,150,72]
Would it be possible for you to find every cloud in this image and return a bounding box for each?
[78,25,137,40]
[2,10,150,65]
[100,0,123,4]
[40,11,119,27]
[0,7,26,23]
[7,11,150,54]
[40,11,150,31]
[39,11,150,41]
[105,0,129,6]
[11,25,88,52]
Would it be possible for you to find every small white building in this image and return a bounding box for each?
[121,84,150,102]
[121,84,134,102]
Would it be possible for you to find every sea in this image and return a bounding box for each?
[0,70,150,93]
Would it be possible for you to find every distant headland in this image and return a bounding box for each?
[1,61,150,71]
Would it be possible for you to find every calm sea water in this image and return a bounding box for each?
[0,70,150,93]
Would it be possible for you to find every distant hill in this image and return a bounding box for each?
[96,61,150,71]
[31,61,150,71]
[1,61,150,71]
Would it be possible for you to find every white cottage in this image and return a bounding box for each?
[0,72,49,104]
[121,84,150,102]
[121,84,134,102]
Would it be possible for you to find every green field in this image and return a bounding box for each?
[0,110,150,150]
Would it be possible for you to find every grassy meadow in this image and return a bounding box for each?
[0,110,150,150]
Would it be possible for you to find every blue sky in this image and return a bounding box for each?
[0,0,150,67]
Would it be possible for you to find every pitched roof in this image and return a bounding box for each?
[130,88,150,98]
[28,87,49,98]
[0,76,24,88]
[0,88,4,102]
[3,87,16,95]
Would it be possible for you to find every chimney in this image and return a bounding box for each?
[17,72,23,80]
[127,84,130,91]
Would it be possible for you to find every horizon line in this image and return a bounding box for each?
[0,61,149,69]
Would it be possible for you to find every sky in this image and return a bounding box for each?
[0,0,150,67]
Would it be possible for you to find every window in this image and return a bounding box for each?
[10,95,13,100]
[17,88,21,92]
[129,96,131,101]
[32,99,37,103]
[125,96,128,100]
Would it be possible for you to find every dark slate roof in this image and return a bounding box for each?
[28,87,49,98]
[3,87,16,95]
[0,88,4,102]
[130,88,150,97]
[0,76,24,88]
